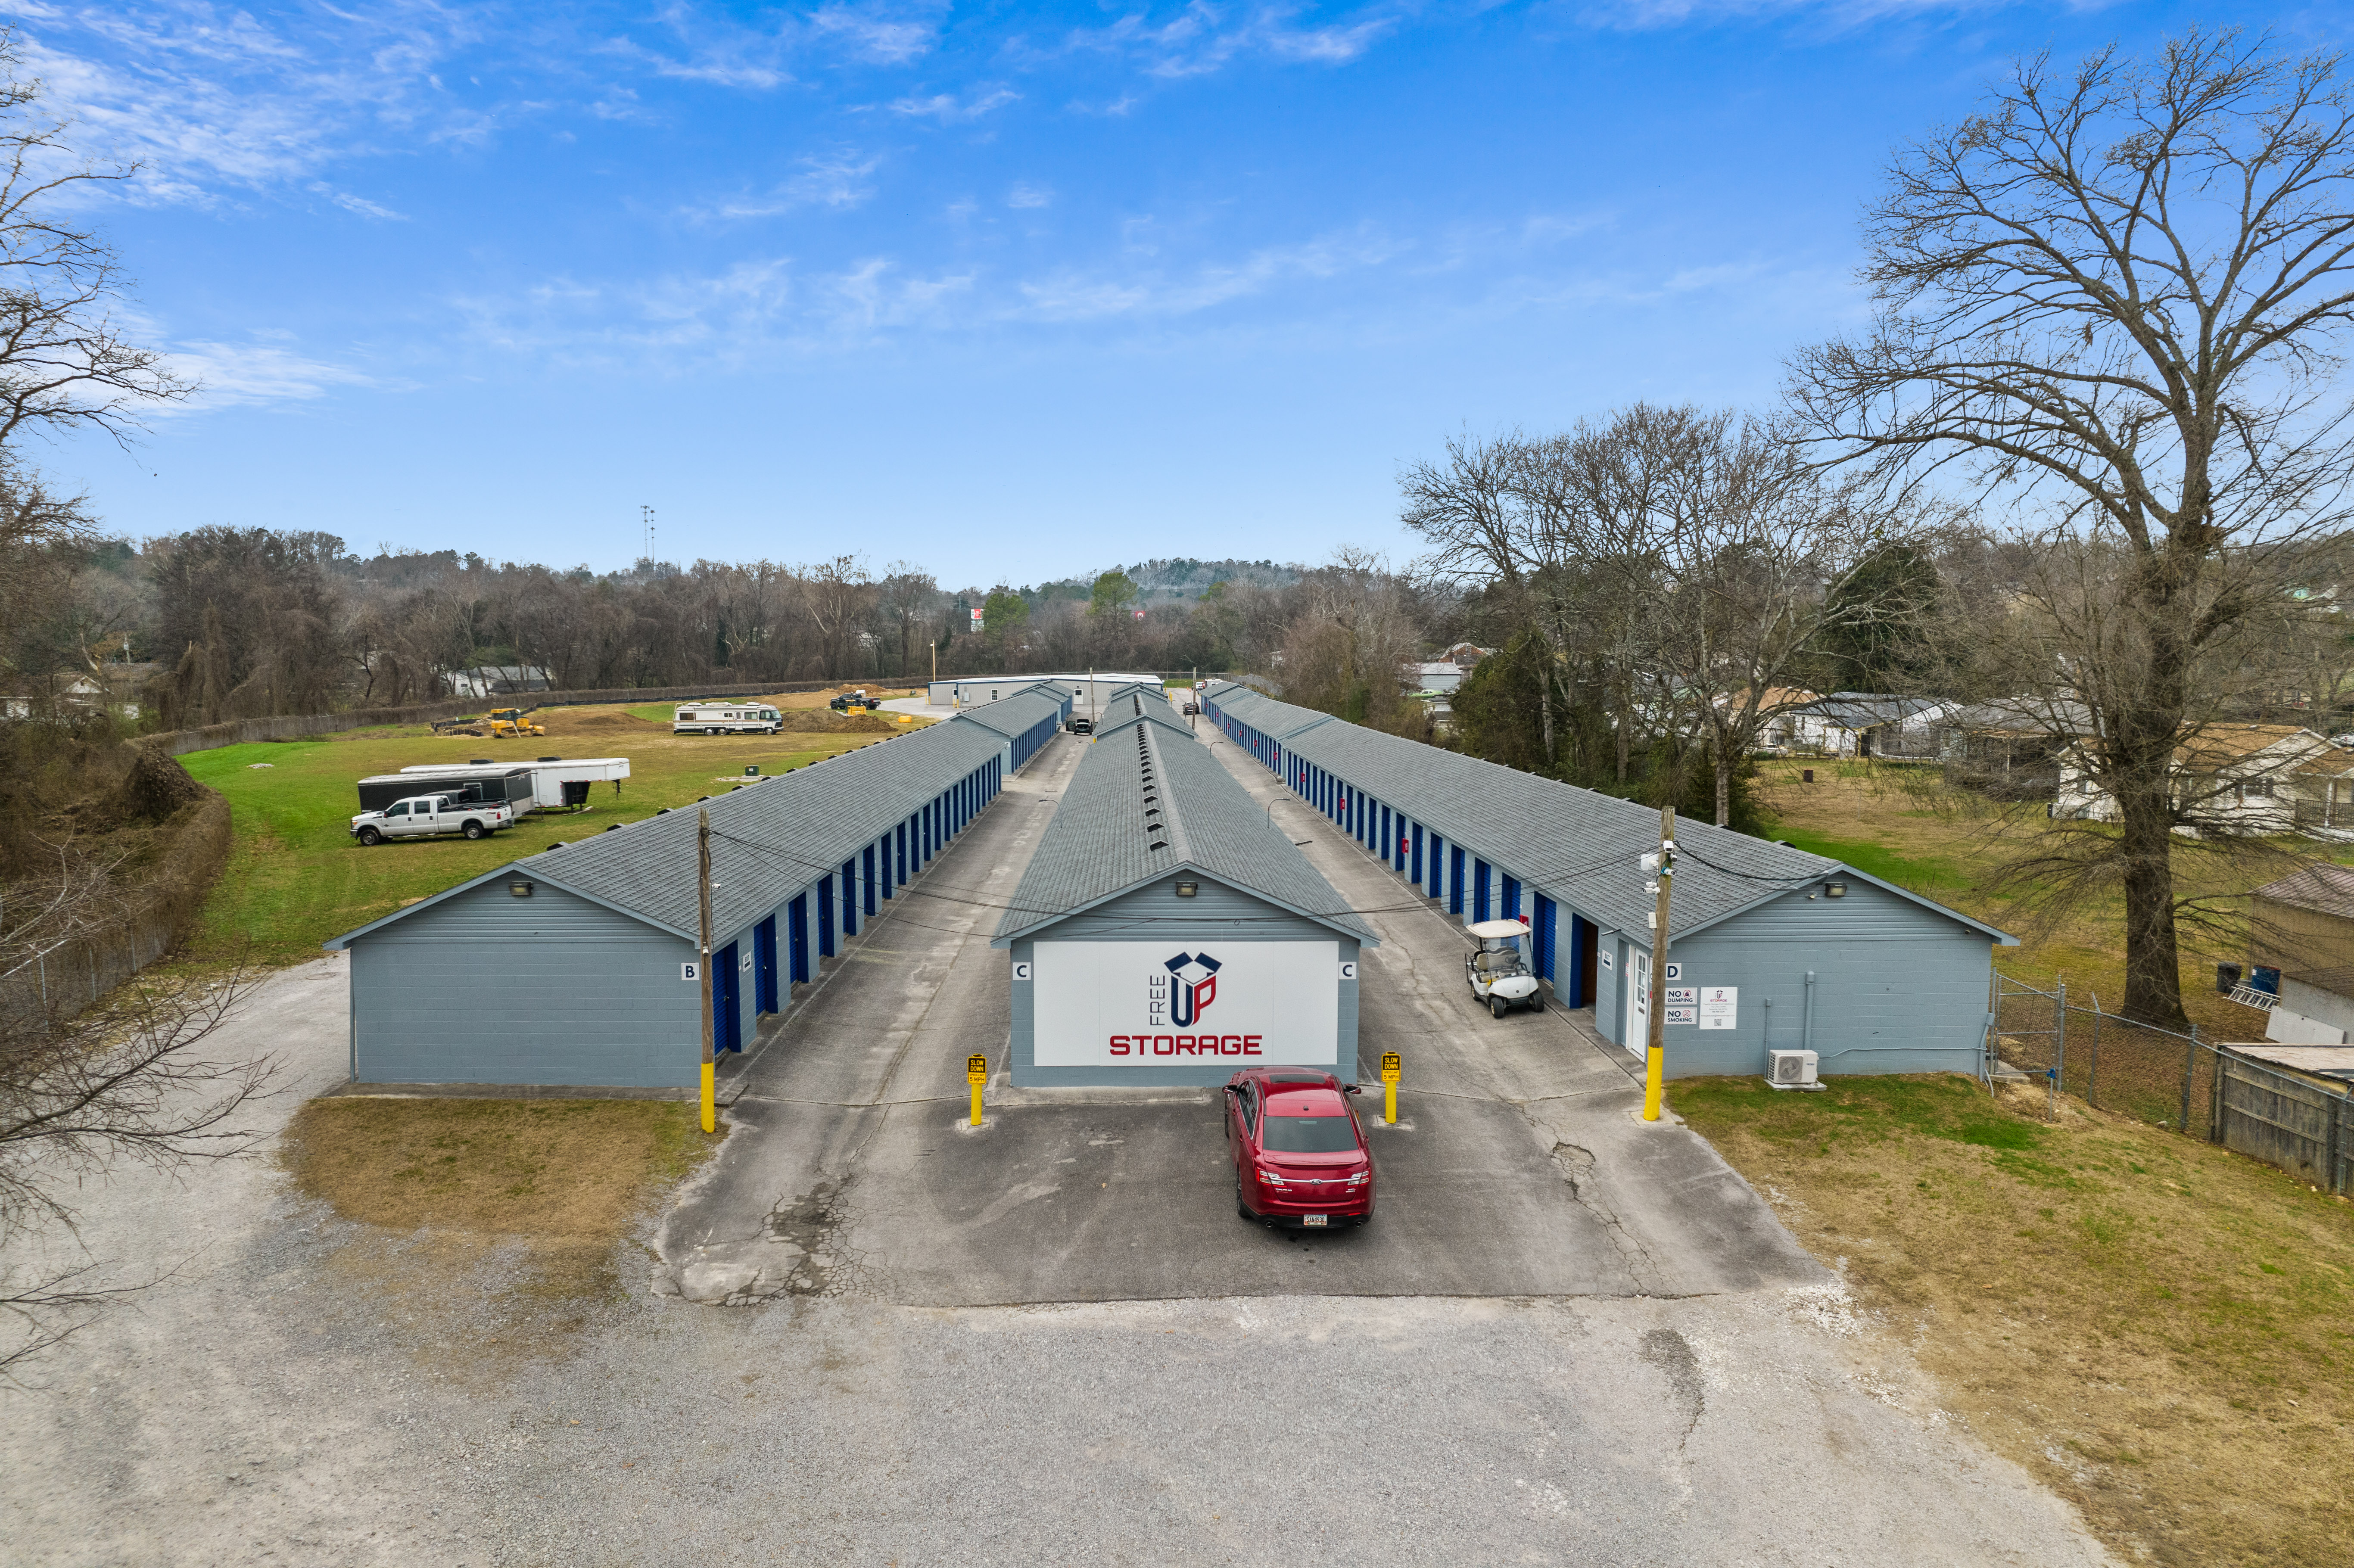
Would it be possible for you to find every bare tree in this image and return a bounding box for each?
[1406,410,1922,821]
[0,31,195,446]
[1787,29,2354,1027]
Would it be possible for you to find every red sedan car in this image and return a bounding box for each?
[1225,1068,1376,1229]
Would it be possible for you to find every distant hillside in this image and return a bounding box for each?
[1025,557,1304,603]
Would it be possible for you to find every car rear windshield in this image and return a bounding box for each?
[1260,1114,1358,1154]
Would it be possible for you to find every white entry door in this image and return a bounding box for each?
[1625,949,1649,1058]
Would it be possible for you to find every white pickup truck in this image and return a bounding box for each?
[350,792,514,846]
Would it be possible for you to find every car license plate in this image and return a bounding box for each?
[1302,1214,1328,1227]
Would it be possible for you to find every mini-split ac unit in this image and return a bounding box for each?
[1766,1049,1825,1091]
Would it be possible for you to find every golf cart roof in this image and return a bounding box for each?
[1466,919,1529,940]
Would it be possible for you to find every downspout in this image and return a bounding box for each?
[1803,971,1816,1055]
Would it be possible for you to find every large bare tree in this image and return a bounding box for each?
[1787,30,2354,1027]
[1405,409,1922,823]
[0,30,194,445]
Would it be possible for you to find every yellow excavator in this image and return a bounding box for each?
[485,706,546,739]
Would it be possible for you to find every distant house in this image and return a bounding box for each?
[446,666,553,698]
[1934,697,2093,797]
[2245,863,2354,1045]
[2055,724,2352,834]
[0,665,158,722]
[1774,692,1958,759]
[1443,643,1493,667]
[1406,661,1469,694]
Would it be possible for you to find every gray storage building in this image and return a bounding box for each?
[995,700,1374,1088]
[943,683,1071,772]
[324,692,1055,1089]
[1202,681,2013,1079]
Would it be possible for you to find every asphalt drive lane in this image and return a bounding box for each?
[1199,727,1825,1299]
[662,720,1659,1306]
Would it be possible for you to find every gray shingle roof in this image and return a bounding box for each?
[2254,862,2354,921]
[994,718,1374,946]
[1089,694,1194,741]
[328,720,1005,948]
[943,684,1065,743]
[1797,692,1948,728]
[1202,682,2008,943]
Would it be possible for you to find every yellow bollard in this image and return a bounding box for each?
[967,1053,988,1126]
[1379,1052,1401,1124]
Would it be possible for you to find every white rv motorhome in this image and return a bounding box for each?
[673,702,782,735]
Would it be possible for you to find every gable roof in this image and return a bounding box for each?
[943,684,1066,744]
[1203,681,2013,946]
[1794,692,1950,729]
[326,720,1004,950]
[2176,724,2336,772]
[1090,700,1196,742]
[2254,862,2354,921]
[995,714,1374,947]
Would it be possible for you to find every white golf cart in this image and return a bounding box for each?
[1465,918,1543,1018]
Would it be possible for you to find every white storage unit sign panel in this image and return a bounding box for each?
[1032,940,1339,1067]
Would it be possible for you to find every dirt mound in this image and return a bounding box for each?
[555,709,662,734]
[118,744,207,823]
[776,709,899,734]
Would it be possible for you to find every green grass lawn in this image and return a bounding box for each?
[178,720,880,965]
[1766,824,1977,898]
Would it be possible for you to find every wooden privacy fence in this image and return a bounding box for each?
[2217,1051,2352,1195]
[1991,971,2351,1193]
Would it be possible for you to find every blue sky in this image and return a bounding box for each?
[19,0,2334,587]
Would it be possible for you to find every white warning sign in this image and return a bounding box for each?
[1697,986,1738,1030]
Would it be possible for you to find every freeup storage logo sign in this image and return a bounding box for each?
[1162,952,1219,1026]
[1032,940,1341,1067]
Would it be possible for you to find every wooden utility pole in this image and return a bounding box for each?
[698,806,716,1134]
[1642,800,1675,1123]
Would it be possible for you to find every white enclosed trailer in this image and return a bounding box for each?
[400,756,631,810]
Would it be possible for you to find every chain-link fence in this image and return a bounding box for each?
[1991,974,2220,1136]
[1987,972,2351,1192]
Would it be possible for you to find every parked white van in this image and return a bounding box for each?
[674,702,782,735]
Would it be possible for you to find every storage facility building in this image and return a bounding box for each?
[941,683,1071,772]
[928,672,1168,711]
[995,700,1373,1087]
[1201,681,2013,1079]
[324,693,1051,1090]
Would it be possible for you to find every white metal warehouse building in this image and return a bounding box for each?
[1201,681,2014,1079]
[995,701,1373,1087]
[323,691,1063,1089]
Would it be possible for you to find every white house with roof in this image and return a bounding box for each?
[2055,723,2354,834]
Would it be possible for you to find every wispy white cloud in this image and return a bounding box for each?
[1575,0,2021,28]
[809,3,941,65]
[686,152,884,221]
[312,184,408,221]
[17,3,496,205]
[1045,3,1403,81]
[884,87,1020,122]
[1011,225,1402,321]
[456,254,978,367]
[159,334,380,411]
[1006,181,1053,209]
